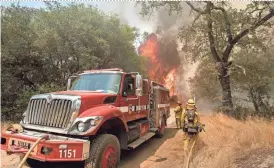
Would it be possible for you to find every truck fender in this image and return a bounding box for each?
[77,105,128,135]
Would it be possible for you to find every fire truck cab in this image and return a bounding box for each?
[1,68,170,168]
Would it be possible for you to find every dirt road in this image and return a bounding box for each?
[119,108,177,168]
[1,108,178,168]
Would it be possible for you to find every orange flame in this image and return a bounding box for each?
[164,69,176,95]
[138,33,176,95]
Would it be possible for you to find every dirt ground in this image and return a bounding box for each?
[2,110,274,168]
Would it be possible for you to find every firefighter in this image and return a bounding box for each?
[174,101,183,129]
[181,98,200,129]
[181,98,205,152]
[181,98,200,151]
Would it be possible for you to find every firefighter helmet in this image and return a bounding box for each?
[187,99,195,105]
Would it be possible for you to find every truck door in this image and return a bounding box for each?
[120,74,138,122]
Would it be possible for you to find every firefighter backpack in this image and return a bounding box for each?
[186,109,196,122]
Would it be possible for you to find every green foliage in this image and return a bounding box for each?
[137,1,183,17]
[189,48,274,118]
[1,3,146,120]
[179,2,273,116]
[232,49,274,118]
[189,58,221,102]
[138,1,274,118]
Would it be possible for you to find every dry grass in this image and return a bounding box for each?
[141,113,274,168]
[191,114,274,168]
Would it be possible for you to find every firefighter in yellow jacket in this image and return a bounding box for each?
[174,101,183,129]
[181,98,201,131]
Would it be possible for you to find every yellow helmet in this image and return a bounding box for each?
[187,98,195,105]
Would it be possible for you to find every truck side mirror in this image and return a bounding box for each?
[122,79,128,97]
[67,78,72,90]
[122,91,127,97]
[67,76,77,90]
[135,74,143,97]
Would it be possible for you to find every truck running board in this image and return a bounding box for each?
[149,128,158,132]
[128,132,155,149]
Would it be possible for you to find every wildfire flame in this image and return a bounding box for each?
[164,69,176,95]
[138,33,177,95]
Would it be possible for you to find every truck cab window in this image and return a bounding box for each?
[71,73,121,94]
[124,75,135,95]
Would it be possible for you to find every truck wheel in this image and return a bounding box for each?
[19,156,31,167]
[155,116,165,138]
[85,134,120,168]
[19,156,47,168]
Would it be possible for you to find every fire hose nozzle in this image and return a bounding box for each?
[42,134,50,140]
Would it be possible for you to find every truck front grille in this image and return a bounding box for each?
[27,99,73,129]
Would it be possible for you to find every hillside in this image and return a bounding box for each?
[141,114,274,168]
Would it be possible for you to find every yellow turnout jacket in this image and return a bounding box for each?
[174,105,183,119]
[181,105,200,125]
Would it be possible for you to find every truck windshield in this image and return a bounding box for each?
[71,73,122,94]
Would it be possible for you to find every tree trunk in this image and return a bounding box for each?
[249,90,260,113]
[218,62,233,115]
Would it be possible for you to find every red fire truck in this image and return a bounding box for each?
[1,68,170,168]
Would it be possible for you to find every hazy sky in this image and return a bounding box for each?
[1,1,249,33]
[1,1,154,33]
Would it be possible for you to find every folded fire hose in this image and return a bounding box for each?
[5,124,49,168]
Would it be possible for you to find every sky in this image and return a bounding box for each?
[1,1,249,32]
[1,1,154,33]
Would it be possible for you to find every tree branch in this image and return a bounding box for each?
[223,9,274,62]
[191,13,201,28]
[205,2,221,63]
[232,10,274,45]
[212,6,233,43]
[185,2,207,14]
[186,2,221,62]
[210,4,234,62]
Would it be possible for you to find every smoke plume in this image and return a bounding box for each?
[137,3,194,98]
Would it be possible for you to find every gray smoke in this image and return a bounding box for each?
[95,1,196,98]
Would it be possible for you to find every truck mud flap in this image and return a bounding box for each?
[128,132,155,149]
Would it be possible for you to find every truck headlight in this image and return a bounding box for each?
[77,122,86,132]
[70,116,103,134]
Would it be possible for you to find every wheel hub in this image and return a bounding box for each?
[102,145,117,168]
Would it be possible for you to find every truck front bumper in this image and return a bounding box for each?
[1,130,90,162]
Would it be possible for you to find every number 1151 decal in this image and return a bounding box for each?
[59,149,76,158]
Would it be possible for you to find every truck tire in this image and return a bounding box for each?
[20,157,51,168]
[19,156,41,168]
[155,116,165,138]
[85,134,120,168]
